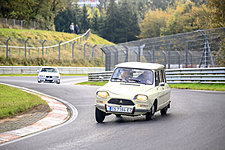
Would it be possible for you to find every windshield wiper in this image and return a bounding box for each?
[128,78,141,83]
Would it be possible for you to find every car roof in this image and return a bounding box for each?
[115,62,165,70]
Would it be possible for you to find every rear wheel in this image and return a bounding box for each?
[160,105,168,116]
[146,104,156,120]
[95,108,105,123]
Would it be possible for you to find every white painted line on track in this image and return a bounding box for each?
[0,82,78,146]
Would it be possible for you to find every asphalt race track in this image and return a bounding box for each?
[0,76,225,150]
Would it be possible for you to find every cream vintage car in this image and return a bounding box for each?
[95,62,171,123]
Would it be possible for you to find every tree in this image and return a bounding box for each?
[91,10,99,33]
[207,0,225,27]
[80,4,90,33]
[104,0,119,42]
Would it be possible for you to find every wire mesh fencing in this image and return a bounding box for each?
[0,18,44,30]
[0,29,105,64]
[101,28,225,71]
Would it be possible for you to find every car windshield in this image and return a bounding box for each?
[41,68,58,73]
[111,67,153,85]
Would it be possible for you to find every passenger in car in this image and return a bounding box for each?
[136,71,152,84]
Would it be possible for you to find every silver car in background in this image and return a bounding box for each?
[37,67,60,84]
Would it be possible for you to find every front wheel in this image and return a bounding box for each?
[56,80,60,84]
[146,104,155,120]
[95,108,105,123]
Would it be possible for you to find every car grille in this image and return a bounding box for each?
[108,99,135,106]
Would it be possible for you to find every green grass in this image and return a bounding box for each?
[0,74,87,76]
[168,83,225,91]
[77,81,225,91]
[0,84,48,119]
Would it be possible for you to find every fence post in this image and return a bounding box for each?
[42,40,47,58]
[6,37,11,58]
[122,44,129,62]
[84,42,88,58]
[59,41,62,61]
[19,48,21,56]
[29,48,30,57]
[175,51,181,68]
[185,41,188,68]
[189,51,193,68]
[21,20,23,29]
[25,38,30,58]
[13,19,15,27]
[112,46,119,65]
[162,51,167,66]
[101,45,105,62]
[89,44,97,61]
[152,45,155,63]
[5,18,7,26]
[138,46,141,62]
[46,48,48,56]
[72,41,76,59]
[168,44,171,69]
[38,48,39,57]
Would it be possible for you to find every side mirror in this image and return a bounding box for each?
[159,82,165,86]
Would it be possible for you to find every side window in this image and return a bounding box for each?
[160,70,165,83]
[155,71,160,86]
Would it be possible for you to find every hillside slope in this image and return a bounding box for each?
[0,28,113,67]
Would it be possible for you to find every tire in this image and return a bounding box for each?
[95,108,105,123]
[160,105,168,116]
[56,80,60,84]
[38,81,41,83]
[146,104,156,120]
[115,114,121,118]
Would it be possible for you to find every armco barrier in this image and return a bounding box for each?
[88,67,225,84]
[0,66,104,74]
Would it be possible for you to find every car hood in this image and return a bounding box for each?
[97,82,153,96]
[38,72,60,76]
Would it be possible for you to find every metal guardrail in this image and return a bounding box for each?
[88,67,225,84]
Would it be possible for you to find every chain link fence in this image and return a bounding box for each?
[102,28,225,71]
[0,18,45,30]
[0,29,105,63]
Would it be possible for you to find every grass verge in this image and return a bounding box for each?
[77,81,225,91]
[0,84,48,119]
[168,83,225,91]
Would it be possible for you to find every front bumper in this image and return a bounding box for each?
[95,103,151,116]
[38,77,60,82]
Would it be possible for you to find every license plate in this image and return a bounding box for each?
[108,106,133,113]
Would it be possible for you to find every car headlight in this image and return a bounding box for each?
[96,91,109,99]
[134,95,148,101]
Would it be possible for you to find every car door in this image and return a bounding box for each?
[155,70,164,108]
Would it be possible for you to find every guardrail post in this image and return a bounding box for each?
[59,41,62,61]
[6,37,11,58]
[72,41,76,59]
[25,38,30,58]
[42,40,47,58]
[84,42,88,58]
[185,41,188,68]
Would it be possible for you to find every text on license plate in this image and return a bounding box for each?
[108,106,133,113]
